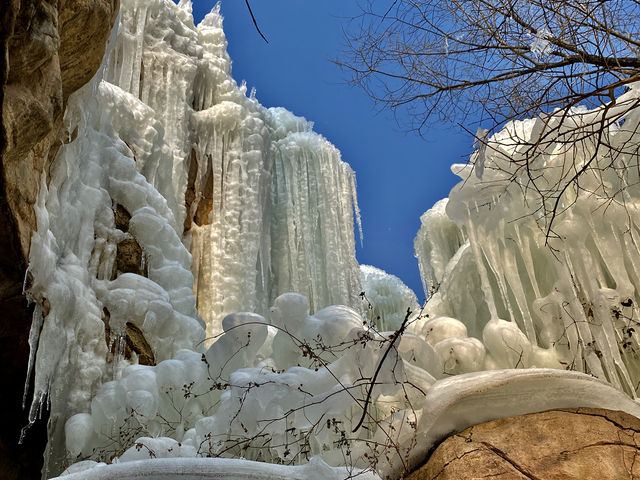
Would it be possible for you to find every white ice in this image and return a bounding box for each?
[22,0,640,477]
[414,83,640,394]
[359,265,419,331]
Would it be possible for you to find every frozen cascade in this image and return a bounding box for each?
[414,84,640,394]
[359,265,419,331]
[25,0,363,476]
[101,0,363,340]
[24,0,640,478]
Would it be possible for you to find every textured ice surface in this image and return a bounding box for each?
[359,265,419,330]
[414,84,640,395]
[102,0,363,341]
[53,457,382,480]
[54,292,640,480]
[63,293,439,475]
[26,22,204,473]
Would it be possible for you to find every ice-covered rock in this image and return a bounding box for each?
[53,457,382,480]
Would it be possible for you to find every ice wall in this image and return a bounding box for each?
[102,0,363,341]
[415,85,640,395]
[25,0,362,476]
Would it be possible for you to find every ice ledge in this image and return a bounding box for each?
[52,456,381,480]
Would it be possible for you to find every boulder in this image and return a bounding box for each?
[408,407,640,480]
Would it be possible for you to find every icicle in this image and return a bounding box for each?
[22,303,43,409]
[22,267,32,301]
[110,326,127,380]
[350,169,363,247]
[19,390,47,445]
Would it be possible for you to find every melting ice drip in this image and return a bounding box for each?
[415,85,640,394]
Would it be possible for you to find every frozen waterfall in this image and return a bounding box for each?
[25,0,362,476]
[414,84,640,394]
[21,0,640,478]
[103,0,363,340]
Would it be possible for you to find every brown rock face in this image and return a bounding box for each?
[408,408,640,480]
[183,149,214,233]
[113,204,147,277]
[3,0,118,257]
[0,0,118,478]
[102,308,155,366]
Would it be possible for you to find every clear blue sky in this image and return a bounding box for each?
[191,1,473,301]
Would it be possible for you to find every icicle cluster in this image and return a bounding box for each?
[415,85,640,395]
[27,67,205,479]
[103,0,363,341]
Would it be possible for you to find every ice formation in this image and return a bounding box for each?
[55,293,438,478]
[359,265,419,331]
[98,0,362,340]
[51,290,640,480]
[25,0,363,476]
[415,84,640,394]
[56,457,381,480]
[23,0,640,478]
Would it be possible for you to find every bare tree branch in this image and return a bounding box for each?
[244,0,268,44]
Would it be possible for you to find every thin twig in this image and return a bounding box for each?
[244,0,268,43]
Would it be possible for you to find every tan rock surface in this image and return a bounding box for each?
[113,203,147,277]
[3,0,119,257]
[407,407,640,480]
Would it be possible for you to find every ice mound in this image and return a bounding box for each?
[53,290,640,480]
[56,293,438,477]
